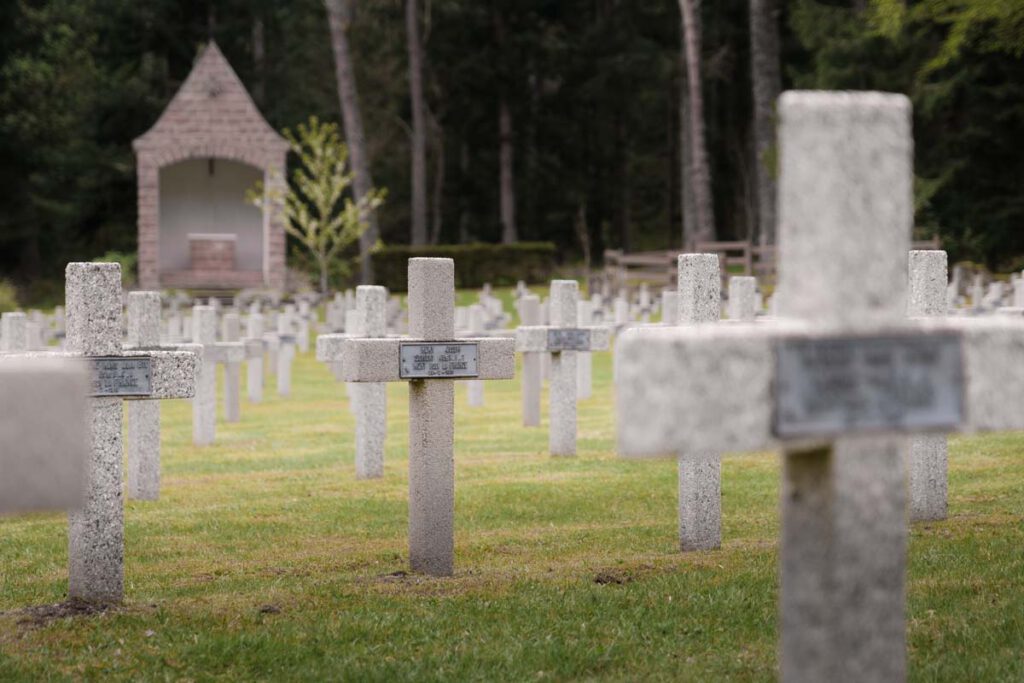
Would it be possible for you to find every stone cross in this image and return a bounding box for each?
[296,300,312,353]
[466,304,486,407]
[576,299,594,400]
[661,291,680,326]
[244,311,265,403]
[677,254,723,551]
[276,305,297,396]
[221,312,243,422]
[907,249,949,521]
[1,311,27,351]
[192,305,244,446]
[1,357,89,515]
[616,92,1024,682]
[125,291,201,501]
[517,294,543,427]
[516,280,610,456]
[242,313,264,403]
[317,285,389,479]
[326,258,514,575]
[0,263,198,604]
[727,276,757,321]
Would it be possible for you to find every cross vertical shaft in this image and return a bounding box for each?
[354,285,387,479]
[549,280,578,456]
[676,254,722,552]
[776,91,912,683]
[908,250,949,521]
[407,258,456,575]
[127,291,162,500]
[66,262,125,603]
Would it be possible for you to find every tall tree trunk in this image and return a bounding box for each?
[679,34,697,249]
[458,139,472,243]
[494,9,517,244]
[668,65,681,248]
[325,0,379,283]
[406,0,428,246]
[252,14,265,107]
[614,114,631,252]
[498,97,517,244]
[750,0,781,247]
[428,109,445,244]
[678,0,715,246]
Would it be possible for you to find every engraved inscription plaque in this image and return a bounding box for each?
[400,343,479,379]
[774,333,964,438]
[547,328,592,352]
[90,356,153,397]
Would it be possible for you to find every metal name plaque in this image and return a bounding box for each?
[547,328,592,352]
[400,342,479,379]
[774,333,964,439]
[89,356,153,397]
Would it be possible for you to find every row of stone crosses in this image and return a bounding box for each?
[5,92,1024,682]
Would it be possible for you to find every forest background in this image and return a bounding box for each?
[0,0,1021,299]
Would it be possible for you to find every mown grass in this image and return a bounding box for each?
[1,300,1023,680]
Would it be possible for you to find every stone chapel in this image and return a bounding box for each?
[133,42,288,291]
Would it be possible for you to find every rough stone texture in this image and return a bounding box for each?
[0,358,90,514]
[678,257,725,551]
[409,379,455,575]
[245,313,264,403]
[908,434,947,522]
[549,281,579,457]
[133,42,287,290]
[727,276,758,321]
[340,337,514,383]
[66,263,122,355]
[408,258,454,340]
[127,402,161,501]
[908,249,949,522]
[678,255,721,324]
[1,311,27,351]
[69,397,124,603]
[576,300,594,400]
[355,285,388,480]
[677,452,721,551]
[908,250,948,317]
[466,304,486,407]
[126,292,163,501]
[775,91,912,329]
[519,295,542,427]
[64,263,125,603]
[192,305,217,445]
[781,437,907,683]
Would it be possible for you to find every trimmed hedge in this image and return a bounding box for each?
[372,242,557,291]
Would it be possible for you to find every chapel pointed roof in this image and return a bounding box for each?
[133,41,288,166]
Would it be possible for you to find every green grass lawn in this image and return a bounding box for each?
[2,334,1024,680]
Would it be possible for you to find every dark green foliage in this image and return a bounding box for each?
[0,0,1022,298]
[372,242,557,291]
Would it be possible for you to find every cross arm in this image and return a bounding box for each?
[205,342,245,364]
[338,337,515,382]
[615,317,1024,458]
[0,349,199,400]
[515,325,612,352]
